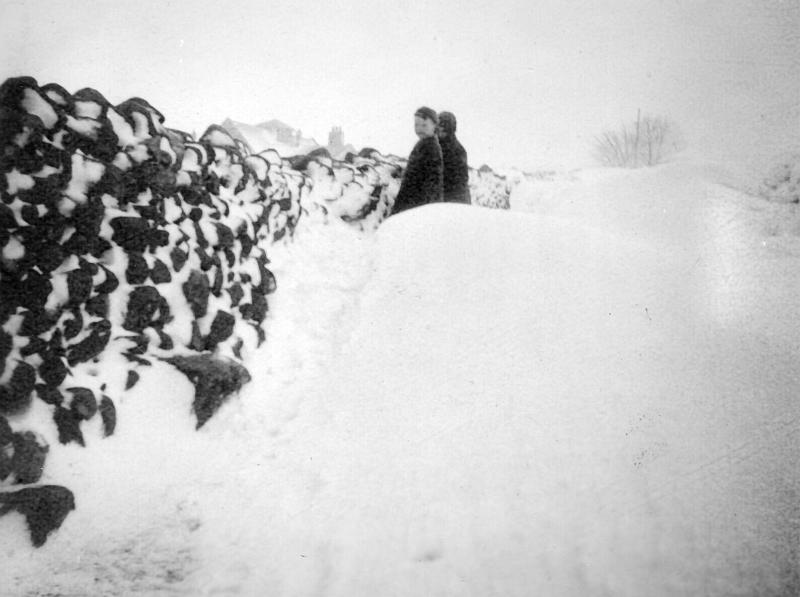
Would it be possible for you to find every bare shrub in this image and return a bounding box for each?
[594,111,682,168]
[759,154,800,204]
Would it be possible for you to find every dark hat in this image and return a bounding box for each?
[414,106,438,125]
[438,111,457,134]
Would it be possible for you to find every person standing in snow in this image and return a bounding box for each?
[437,111,471,205]
[391,106,443,215]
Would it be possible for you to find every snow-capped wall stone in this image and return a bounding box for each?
[470,166,514,209]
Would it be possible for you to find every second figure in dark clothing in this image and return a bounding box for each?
[392,106,443,215]
[437,111,471,204]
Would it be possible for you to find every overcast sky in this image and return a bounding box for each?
[2,0,799,171]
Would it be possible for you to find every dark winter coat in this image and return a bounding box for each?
[440,136,471,204]
[438,113,471,204]
[392,136,443,214]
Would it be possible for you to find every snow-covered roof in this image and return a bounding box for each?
[257,118,295,131]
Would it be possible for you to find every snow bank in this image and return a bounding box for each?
[180,192,800,596]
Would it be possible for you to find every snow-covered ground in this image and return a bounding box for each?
[4,159,800,596]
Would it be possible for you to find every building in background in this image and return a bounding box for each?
[220,119,357,158]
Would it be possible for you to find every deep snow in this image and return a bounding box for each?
[3,160,800,596]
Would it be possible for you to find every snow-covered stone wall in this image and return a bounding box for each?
[0,76,512,547]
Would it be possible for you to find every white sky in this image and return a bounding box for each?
[2,0,799,170]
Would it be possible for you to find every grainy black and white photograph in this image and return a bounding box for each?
[1,1,799,595]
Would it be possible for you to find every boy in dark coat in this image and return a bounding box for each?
[437,111,471,204]
[392,106,443,215]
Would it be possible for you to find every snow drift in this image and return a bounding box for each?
[4,157,798,596]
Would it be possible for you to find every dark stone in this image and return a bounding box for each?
[19,309,57,337]
[17,202,40,226]
[122,286,165,332]
[125,252,149,285]
[109,217,151,253]
[238,230,253,260]
[123,354,151,367]
[35,385,63,406]
[0,444,10,483]
[211,266,223,297]
[238,303,253,321]
[98,395,116,437]
[188,321,204,352]
[0,330,10,378]
[179,185,203,206]
[61,308,84,340]
[66,387,97,420]
[20,337,47,358]
[0,203,16,229]
[252,322,266,347]
[132,204,160,221]
[250,290,268,323]
[0,362,36,414]
[94,163,125,198]
[0,417,12,482]
[169,246,188,272]
[206,310,235,351]
[0,416,11,444]
[10,431,48,484]
[78,257,98,276]
[183,270,210,319]
[47,329,64,355]
[53,406,84,446]
[18,270,52,311]
[81,120,119,163]
[66,203,104,256]
[94,265,119,295]
[61,232,90,256]
[164,354,251,429]
[193,222,208,252]
[257,261,277,295]
[231,338,243,360]
[125,370,139,391]
[91,237,113,259]
[223,248,236,269]
[156,329,173,350]
[227,283,244,307]
[85,294,109,318]
[194,247,213,271]
[204,172,220,195]
[38,354,68,387]
[121,334,149,355]
[33,241,66,274]
[215,223,234,248]
[0,485,76,547]
[65,319,110,366]
[67,269,92,305]
[150,258,171,284]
